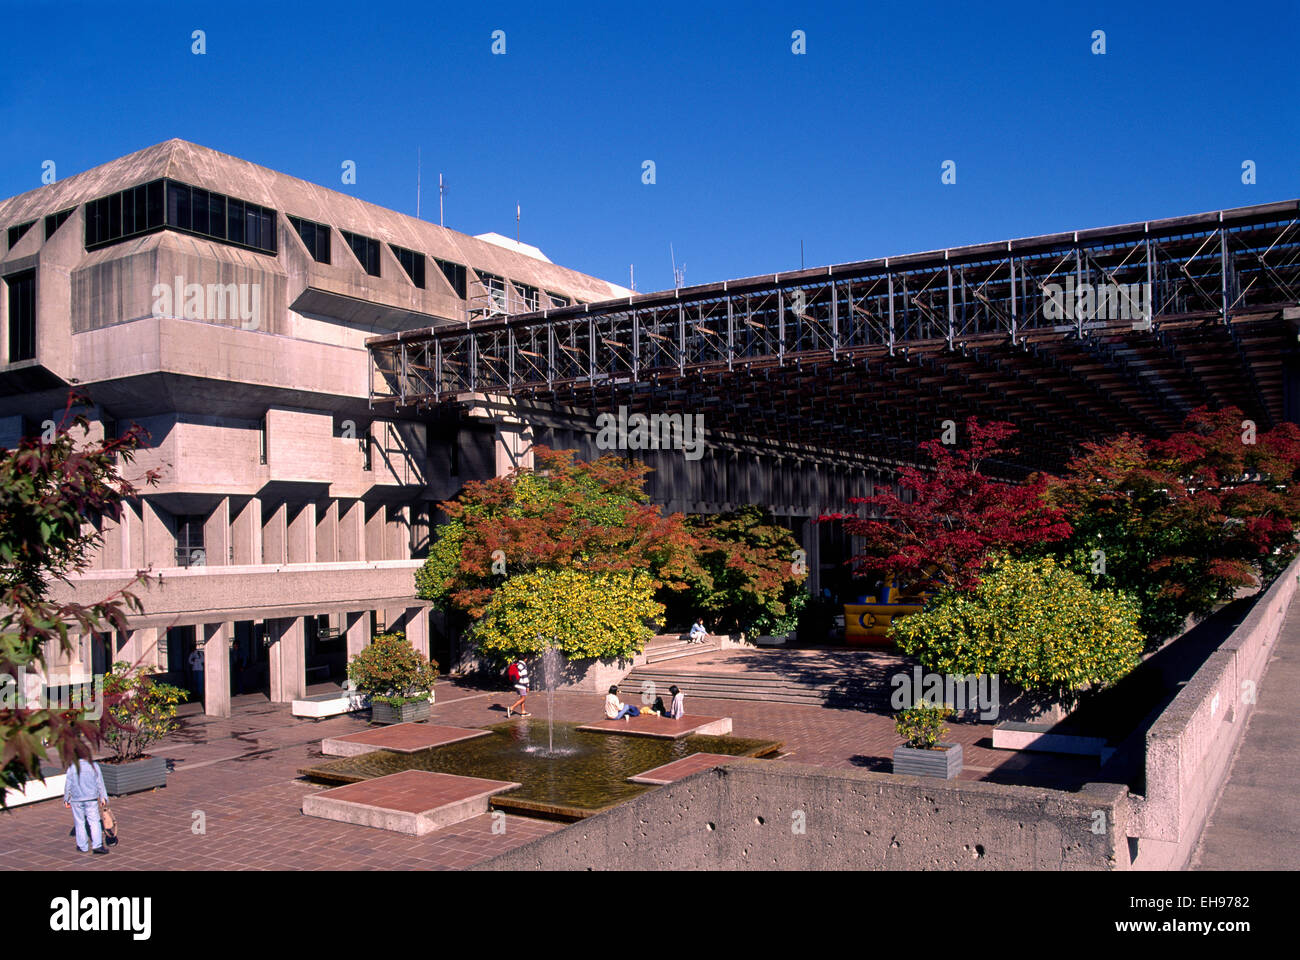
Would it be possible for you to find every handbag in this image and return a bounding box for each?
[101,806,119,845]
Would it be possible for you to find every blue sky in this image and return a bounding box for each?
[2,0,1296,292]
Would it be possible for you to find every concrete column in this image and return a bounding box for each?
[119,627,162,671]
[387,504,410,560]
[316,499,338,563]
[804,516,822,597]
[345,610,370,661]
[120,500,144,570]
[202,622,231,718]
[365,503,386,560]
[404,606,429,658]
[494,417,534,476]
[231,497,262,566]
[142,500,173,569]
[263,502,287,565]
[204,497,231,566]
[287,502,317,564]
[267,617,306,702]
[339,500,365,562]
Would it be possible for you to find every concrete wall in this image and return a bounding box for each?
[1126,553,1300,870]
[476,760,1130,871]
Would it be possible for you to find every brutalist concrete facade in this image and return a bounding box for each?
[0,139,631,715]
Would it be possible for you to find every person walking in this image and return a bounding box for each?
[188,644,205,703]
[229,639,243,696]
[506,658,531,718]
[63,758,109,856]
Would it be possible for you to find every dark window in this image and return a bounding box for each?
[341,230,381,276]
[514,281,539,311]
[85,179,274,255]
[7,220,35,250]
[166,181,190,230]
[191,186,209,236]
[390,244,425,287]
[288,216,331,263]
[258,415,268,464]
[43,209,73,240]
[475,271,508,312]
[5,270,36,362]
[435,258,467,298]
[175,515,206,568]
[547,290,571,308]
[361,432,373,471]
[227,199,245,246]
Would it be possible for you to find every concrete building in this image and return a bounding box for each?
[0,139,631,716]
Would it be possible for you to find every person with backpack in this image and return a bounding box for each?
[506,658,531,718]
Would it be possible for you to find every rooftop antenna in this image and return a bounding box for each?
[516,203,521,242]
[416,148,422,219]
[801,239,805,269]
[670,243,684,291]
[438,173,447,227]
[630,264,635,292]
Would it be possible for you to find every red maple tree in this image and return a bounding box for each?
[821,418,1072,593]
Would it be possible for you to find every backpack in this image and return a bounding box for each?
[507,663,520,683]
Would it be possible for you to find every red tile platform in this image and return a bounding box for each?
[302,770,520,835]
[577,714,732,739]
[320,723,491,757]
[627,753,743,784]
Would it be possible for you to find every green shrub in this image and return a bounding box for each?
[894,704,953,749]
[889,555,1144,702]
[101,662,188,762]
[470,567,663,662]
[347,632,439,707]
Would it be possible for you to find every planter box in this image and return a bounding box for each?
[370,700,431,725]
[292,691,369,719]
[892,742,963,779]
[100,755,169,796]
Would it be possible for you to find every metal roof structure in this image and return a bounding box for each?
[368,200,1300,474]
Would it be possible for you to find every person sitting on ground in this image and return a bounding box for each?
[604,685,640,721]
[665,684,685,720]
[689,618,707,644]
[651,695,668,716]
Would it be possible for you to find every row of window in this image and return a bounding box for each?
[83,178,277,255]
[287,216,571,308]
[5,209,78,253]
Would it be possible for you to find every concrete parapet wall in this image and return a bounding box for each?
[1127,553,1300,869]
[476,759,1129,871]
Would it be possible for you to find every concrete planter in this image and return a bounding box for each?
[100,755,169,796]
[892,742,963,779]
[370,699,431,725]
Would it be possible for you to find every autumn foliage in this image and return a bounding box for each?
[1,395,162,804]
[1046,406,1300,640]
[822,418,1072,593]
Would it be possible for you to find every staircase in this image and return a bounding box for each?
[641,634,723,664]
[621,663,893,710]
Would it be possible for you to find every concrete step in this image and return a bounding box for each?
[644,642,721,664]
[621,667,891,707]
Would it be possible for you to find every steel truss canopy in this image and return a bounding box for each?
[368,200,1300,474]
